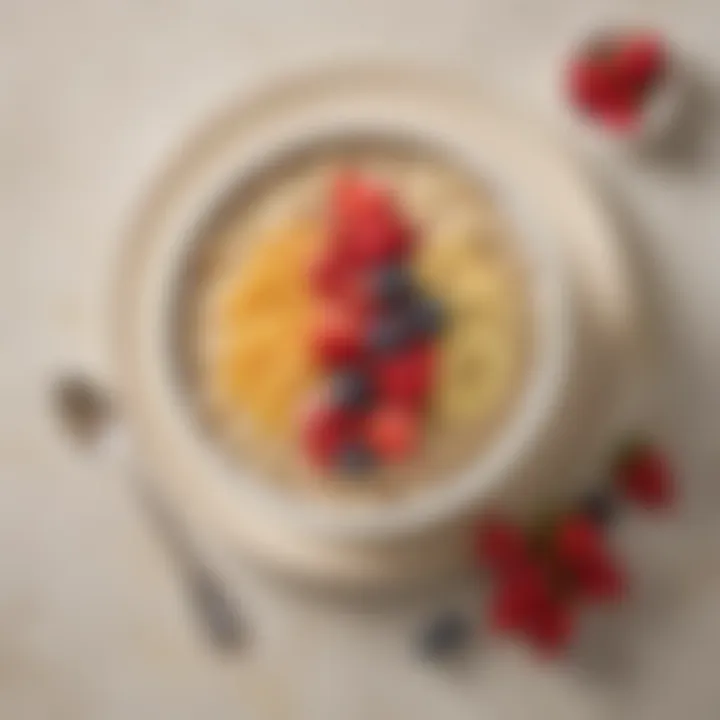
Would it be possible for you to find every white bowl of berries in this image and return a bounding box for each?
[563,29,683,150]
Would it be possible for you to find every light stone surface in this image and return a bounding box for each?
[2,0,720,718]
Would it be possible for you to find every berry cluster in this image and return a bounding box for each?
[567,32,667,130]
[474,442,676,655]
[302,172,446,473]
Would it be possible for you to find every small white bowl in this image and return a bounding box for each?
[560,29,686,153]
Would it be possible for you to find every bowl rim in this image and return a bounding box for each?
[151,117,576,541]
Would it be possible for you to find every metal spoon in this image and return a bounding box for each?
[53,374,245,651]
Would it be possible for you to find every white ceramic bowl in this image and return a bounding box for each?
[559,28,686,153]
[149,118,574,542]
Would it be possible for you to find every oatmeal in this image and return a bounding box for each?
[182,146,529,502]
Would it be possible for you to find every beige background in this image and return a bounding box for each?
[2,0,720,718]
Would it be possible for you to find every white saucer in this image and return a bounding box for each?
[111,62,645,590]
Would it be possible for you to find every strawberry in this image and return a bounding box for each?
[375,343,436,406]
[615,33,666,93]
[475,517,532,578]
[616,444,676,509]
[488,563,552,633]
[299,396,359,467]
[311,304,364,366]
[364,402,420,462]
[554,514,608,572]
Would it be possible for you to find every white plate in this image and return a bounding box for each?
[112,61,644,589]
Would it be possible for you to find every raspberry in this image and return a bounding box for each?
[488,563,552,633]
[308,248,348,298]
[567,58,616,112]
[554,514,608,571]
[299,396,359,467]
[375,343,436,406]
[525,599,575,655]
[311,304,364,366]
[599,95,639,132]
[364,403,420,462]
[577,556,626,603]
[616,444,676,509]
[615,33,666,93]
[475,517,532,577]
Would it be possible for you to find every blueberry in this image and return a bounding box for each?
[580,489,616,525]
[337,441,376,475]
[419,610,472,660]
[330,370,372,410]
[371,265,413,304]
[409,296,446,338]
[366,315,410,354]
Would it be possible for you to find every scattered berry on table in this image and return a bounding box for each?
[419,610,473,660]
[525,598,575,656]
[475,517,532,578]
[615,443,676,509]
[576,556,626,603]
[488,562,553,633]
[554,514,608,572]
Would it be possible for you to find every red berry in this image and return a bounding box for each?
[616,444,676,509]
[554,515,608,571]
[299,397,358,466]
[308,248,348,298]
[615,34,666,93]
[567,58,616,112]
[576,556,626,603]
[331,171,392,225]
[599,97,639,131]
[311,305,364,366]
[364,403,420,462]
[475,517,532,577]
[343,209,412,266]
[488,563,552,633]
[525,599,575,655]
[375,343,436,406]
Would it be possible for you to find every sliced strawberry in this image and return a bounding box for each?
[474,516,532,578]
[364,402,420,462]
[375,343,436,406]
[616,444,676,509]
[299,396,359,467]
[311,304,364,366]
[615,33,666,93]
